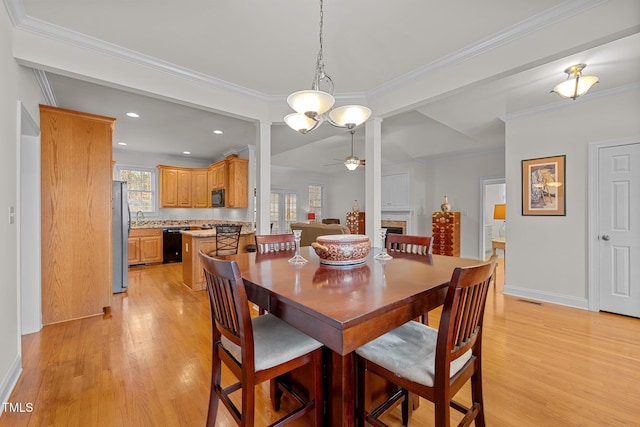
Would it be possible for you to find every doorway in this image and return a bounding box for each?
[588,139,640,317]
[479,178,506,259]
[18,102,42,335]
[270,189,298,234]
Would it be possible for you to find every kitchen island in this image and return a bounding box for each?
[181,229,255,291]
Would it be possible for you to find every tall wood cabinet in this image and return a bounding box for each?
[225,155,248,208]
[40,105,114,325]
[346,212,365,234]
[431,211,461,256]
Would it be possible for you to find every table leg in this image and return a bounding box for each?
[326,349,355,427]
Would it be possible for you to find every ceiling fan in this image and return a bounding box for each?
[325,130,366,171]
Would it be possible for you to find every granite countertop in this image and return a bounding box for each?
[181,229,254,237]
[131,219,254,234]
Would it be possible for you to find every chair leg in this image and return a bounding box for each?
[270,377,283,411]
[401,390,412,426]
[433,393,450,427]
[243,378,256,427]
[207,351,222,427]
[312,348,323,427]
[470,369,485,427]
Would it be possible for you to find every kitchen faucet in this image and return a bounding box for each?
[136,211,144,222]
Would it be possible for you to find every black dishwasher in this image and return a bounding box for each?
[162,227,189,263]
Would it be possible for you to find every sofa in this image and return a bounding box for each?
[290,222,351,247]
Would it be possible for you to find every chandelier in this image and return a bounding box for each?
[552,64,599,100]
[284,0,371,134]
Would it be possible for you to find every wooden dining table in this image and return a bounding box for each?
[230,246,481,427]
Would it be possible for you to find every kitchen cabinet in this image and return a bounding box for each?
[128,228,163,265]
[431,211,460,256]
[40,105,114,325]
[382,173,410,209]
[159,155,248,209]
[191,168,209,208]
[225,155,249,208]
[158,166,192,207]
[208,160,226,190]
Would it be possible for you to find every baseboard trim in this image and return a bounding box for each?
[503,285,589,310]
[0,356,22,415]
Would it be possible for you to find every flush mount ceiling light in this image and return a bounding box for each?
[126,112,139,118]
[552,64,599,100]
[284,0,371,134]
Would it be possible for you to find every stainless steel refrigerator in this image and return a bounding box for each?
[112,181,130,293]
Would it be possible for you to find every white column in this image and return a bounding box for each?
[255,120,271,235]
[365,117,383,247]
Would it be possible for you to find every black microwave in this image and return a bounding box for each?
[211,189,225,208]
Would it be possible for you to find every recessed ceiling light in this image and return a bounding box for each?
[126,112,139,118]
[118,142,127,146]
[213,130,223,135]
[183,151,191,155]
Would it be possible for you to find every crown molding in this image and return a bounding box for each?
[32,68,56,106]
[501,82,640,122]
[5,0,606,105]
[369,0,606,98]
[7,0,270,102]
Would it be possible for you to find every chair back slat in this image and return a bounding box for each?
[200,251,252,350]
[255,233,296,254]
[437,256,497,368]
[386,234,433,256]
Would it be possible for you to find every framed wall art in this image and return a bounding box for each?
[522,155,566,216]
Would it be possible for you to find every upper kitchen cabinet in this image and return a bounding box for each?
[225,155,248,208]
[208,160,226,190]
[40,105,114,325]
[158,154,248,209]
[191,168,209,208]
[158,166,192,207]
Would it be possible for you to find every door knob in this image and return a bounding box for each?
[601,235,611,241]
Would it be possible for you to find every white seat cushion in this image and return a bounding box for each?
[356,320,472,387]
[221,314,322,372]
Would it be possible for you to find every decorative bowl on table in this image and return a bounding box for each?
[310,234,371,266]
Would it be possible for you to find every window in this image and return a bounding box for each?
[116,165,158,215]
[271,190,297,233]
[309,185,323,221]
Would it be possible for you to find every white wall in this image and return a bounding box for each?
[0,6,45,409]
[424,149,506,258]
[505,88,640,307]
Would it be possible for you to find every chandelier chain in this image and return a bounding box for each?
[312,0,332,93]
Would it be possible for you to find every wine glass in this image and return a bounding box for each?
[374,228,393,260]
[288,229,308,264]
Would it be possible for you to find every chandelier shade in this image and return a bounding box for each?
[329,105,372,129]
[287,90,335,117]
[552,64,598,100]
[284,113,319,134]
[284,0,371,134]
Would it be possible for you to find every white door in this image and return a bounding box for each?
[598,142,640,317]
[270,190,297,234]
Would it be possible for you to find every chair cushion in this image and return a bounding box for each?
[355,320,472,387]
[221,314,322,372]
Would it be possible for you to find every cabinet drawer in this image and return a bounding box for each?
[130,228,162,238]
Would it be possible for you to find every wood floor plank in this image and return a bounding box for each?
[1,259,639,426]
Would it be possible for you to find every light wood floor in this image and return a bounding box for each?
[2,259,640,426]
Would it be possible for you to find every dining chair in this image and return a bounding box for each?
[386,233,433,256]
[255,233,295,253]
[199,251,324,427]
[209,224,242,257]
[355,256,498,427]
